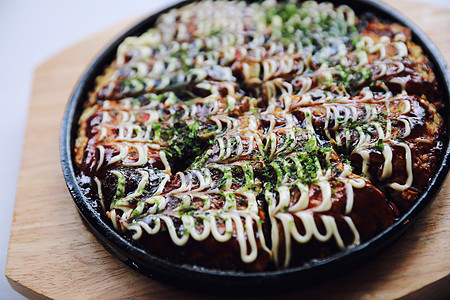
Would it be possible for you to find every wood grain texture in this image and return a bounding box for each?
[6,1,450,299]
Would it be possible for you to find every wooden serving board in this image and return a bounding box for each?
[6,1,450,299]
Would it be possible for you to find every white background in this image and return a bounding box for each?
[0,0,448,298]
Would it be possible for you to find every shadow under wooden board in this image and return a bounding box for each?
[6,0,450,299]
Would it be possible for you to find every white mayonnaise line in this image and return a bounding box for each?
[223,192,237,211]
[288,181,309,211]
[348,106,358,122]
[147,110,160,123]
[241,135,255,156]
[171,195,191,212]
[182,215,211,241]
[234,135,244,156]
[388,141,414,191]
[120,111,131,123]
[123,222,144,239]
[311,179,332,212]
[275,211,354,268]
[254,134,266,157]
[237,190,259,213]
[389,78,407,91]
[190,103,198,118]
[398,98,412,114]
[110,209,119,230]
[94,177,105,211]
[217,138,226,160]
[263,59,276,80]
[373,122,385,139]
[154,174,170,195]
[210,116,223,133]
[231,214,258,263]
[159,151,171,174]
[210,214,233,242]
[160,215,190,246]
[414,137,433,144]
[99,126,108,141]
[360,87,374,101]
[169,172,188,195]
[380,145,393,180]
[394,42,408,57]
[344,216,360,245]
[225,136,233,159]
[191,170,206,192]
[144,196,166,214]
[138,217,161,235]
[117,124,148,141]
[121,99,132,110]
[143,125,153,141]
[397,118,412,137]
[385,120,392,139]
[298,76,313,95]
[131,170,149,197]
[96,145,105,171]
[324,106,331,138]
[344,181,354,214]
[108,144,128,166]
[357,51,368,66]
[274,185,290,214]
[373,62,387,78]
[392,61,405,74]
[123,144,148,166]
[102,110,112,124]
[329,106,341,130]
[267,133,278,159]
[280,94,292,111]
[359,150,372,179]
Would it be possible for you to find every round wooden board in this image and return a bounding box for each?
[6,1,450,299]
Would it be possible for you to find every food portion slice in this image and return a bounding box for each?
[353,18,440,101]
[255,109,395,268]
[103,163,272,272]
[89,1,268,103]
[75,93,274,271]
[267,162,394,268]
[288,90,444,213]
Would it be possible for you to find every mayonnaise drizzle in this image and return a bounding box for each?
[76,0,435,270]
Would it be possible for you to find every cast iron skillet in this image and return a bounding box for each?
[60,0,450,293]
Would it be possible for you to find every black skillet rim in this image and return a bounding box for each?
[60,0,450,293]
